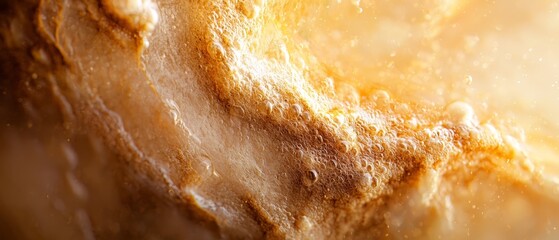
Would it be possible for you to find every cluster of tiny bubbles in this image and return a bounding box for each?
[358,156,375,173]
[425,126,454,141]
[423,129,449,153]
[397,138,419,156]
[453,124,476,143]
[355,111,387,134]
[314,131,324,143]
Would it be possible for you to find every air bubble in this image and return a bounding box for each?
[399,139,418,153]
[371,176,379,188]
[303,170,318,186]
[372,143,384,153]
[379,164,388,174]
[395,104,410,113]
[293,104,303,116]
[316,134,324,143]
[367,124,379,135]
[302,111,311,121]
[341,141,352,153]
[360,159,368,168]
[266,101,274,114]
[331,160,338,168]
[372,90,390,104]
[297,149,305,158]
[444,101,477,126]
[362,173,373,187]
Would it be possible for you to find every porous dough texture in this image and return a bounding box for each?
[1,0,559,239]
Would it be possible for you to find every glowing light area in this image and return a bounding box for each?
[102,0,159,47]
